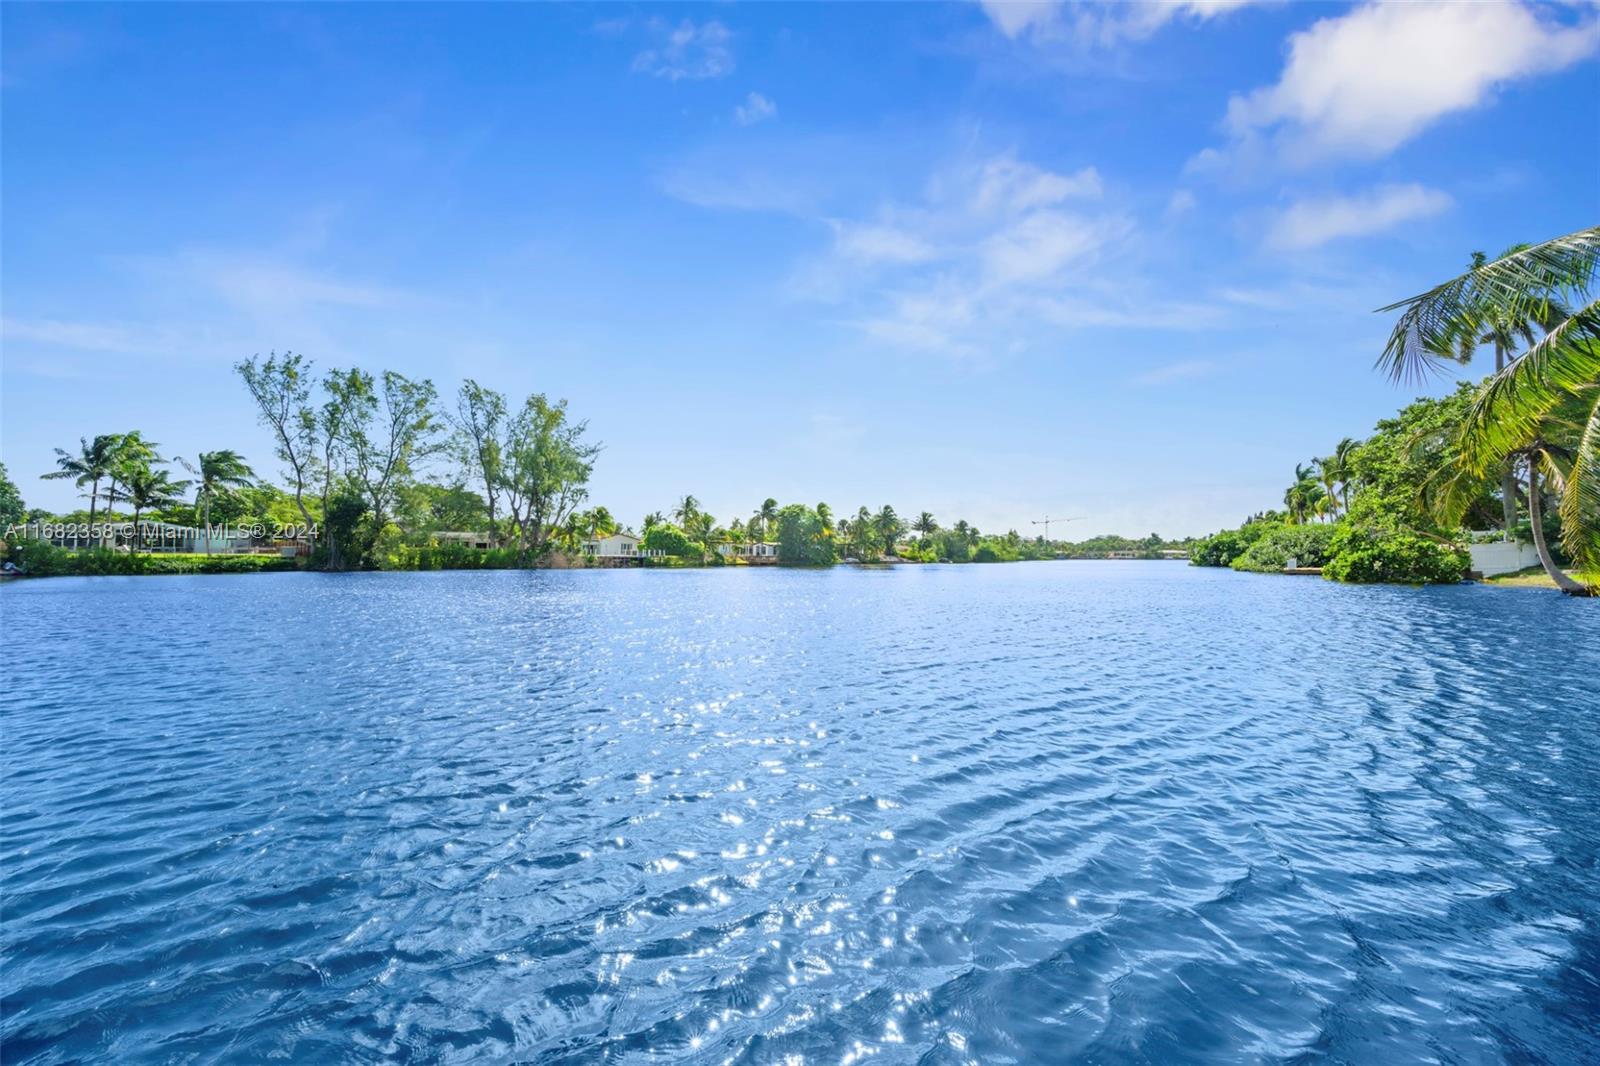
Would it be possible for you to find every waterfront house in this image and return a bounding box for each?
[717,541,780,561]
[436,531,494,550]
[582,532,642,558]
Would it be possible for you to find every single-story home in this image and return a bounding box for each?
[582,532,642,557]
[717,541,779,559]
[437,531,495,550]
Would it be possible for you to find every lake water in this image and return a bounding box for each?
[2,564,1598,1064]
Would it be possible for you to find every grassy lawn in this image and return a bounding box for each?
[1482,565,1597,590]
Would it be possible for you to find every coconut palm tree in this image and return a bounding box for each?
[123,465,190,554]
[674,495,700,528]
[913,511,937,539]
[1378,226,1599,592]
[1284,464,1326,525]
[758,498,778,533]
[40,434,123,525]
[874,505,904,556]
[1313,456,1342,521]
[182,449,255,552]
[103,432,162,517]
[1329,437,1359,515]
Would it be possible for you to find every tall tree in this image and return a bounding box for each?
[334,369,442,532]
[40,434,122,524]
[875,505,904,556]
[674,494,701,528]
[0,462,25,528]
[1378,227,1600,591]
[236,353,318,531]
[913,511,937,539]
[122,465,190,553]
[452,380,507,544]
[500,394,600,563]
[184,450,256,552]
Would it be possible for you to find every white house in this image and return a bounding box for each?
[717,541,779,559]
[582,532,641,558]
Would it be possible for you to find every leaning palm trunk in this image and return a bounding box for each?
[1495,341,1518,540]
[1527,463,1588,594]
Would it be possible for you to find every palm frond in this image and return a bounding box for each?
[1558,385,1600,576]
[1376,227,1600,383]
[1457,294,1600,473]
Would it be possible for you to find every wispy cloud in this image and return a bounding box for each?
[1265,183,1452,250]
[1204,1,1599,168]
[977,0,1267,47]
[1130,358,1216,386]
[630,18,734,81]
[734,91,776,126]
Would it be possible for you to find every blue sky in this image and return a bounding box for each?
[3,1,1597,537]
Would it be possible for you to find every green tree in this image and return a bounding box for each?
[874,505,904,557]
[40,434,123,525]
[452,379,507,545]
[500,394,599,563]
[123,464,191,553]
[1378,227,1599,591]
[0,462,25,528]
[182,450,256,552]
[236,353,319,531]
[913,511,937,539]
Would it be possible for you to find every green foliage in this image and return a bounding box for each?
[377,539,521,571]
[1190,523,1269,567]
[776,504,834,565]
[0,463,24,528]
[1322,526,1470,585]
[641,522,700,558]
[1230,524,1337,573]
[1,541,299,577]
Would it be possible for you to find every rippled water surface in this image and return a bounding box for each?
[3,564,1599,1064]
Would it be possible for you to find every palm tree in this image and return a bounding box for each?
[40,434,123,525]
[874,505,904,556]
[1284,463,1326,525]
[123,465,190,554]
[1313,457,1342,521]
[104,432,162,517]
[674,494,700,528]
[1329,437,1359,514]
[758,498,778,535]
[643,511,664,530]
[1378,226,1599,592]
[183,450,255,552]
[913,511,937,539]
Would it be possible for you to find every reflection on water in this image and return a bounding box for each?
[2,564,1597,1063]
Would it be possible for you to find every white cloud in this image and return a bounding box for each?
[734,91,776,126]
[632,19,734,81]
[978,0,1265,46]
[1165,189,1197,218]
[1221,1,1599,164]
[974,157,1101,213]
[831,222,937,265]
[1265,183,1452,250]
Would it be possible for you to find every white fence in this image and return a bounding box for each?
[1467,541,1540,577]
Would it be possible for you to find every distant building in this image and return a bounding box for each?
[1106,550,1140,559]
[436,531,494,550]
[717,542,779,559]
[582,532,642,558]
[1160,549,1189,559]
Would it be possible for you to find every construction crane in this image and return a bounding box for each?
[1031,515,1086,541]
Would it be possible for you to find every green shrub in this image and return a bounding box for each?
[1323,525,1468,584]
[1230,524,1337,573]
[641,522,701,558]
[1,540,301,577]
